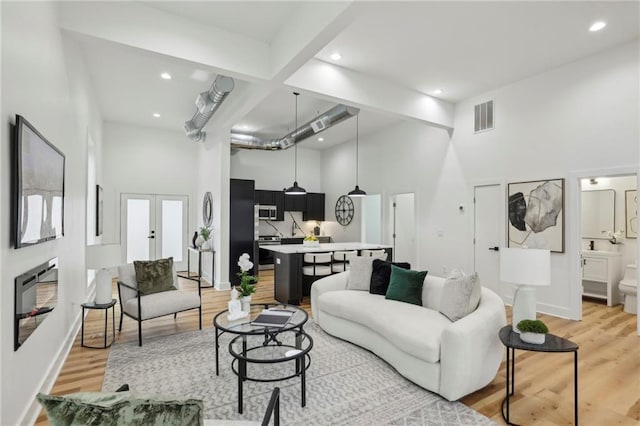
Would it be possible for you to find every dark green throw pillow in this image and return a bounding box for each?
[385,265,428,306]
[133,257,176,295]
[37,392,203,426]
[369,259,411,295]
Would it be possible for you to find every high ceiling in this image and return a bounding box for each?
[62,1,639,150]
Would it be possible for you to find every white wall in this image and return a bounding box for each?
[230,145,323,193]
[321,40,639,320]
[194,127,232,288]
[101,122,198,256]
[1,2,102,424]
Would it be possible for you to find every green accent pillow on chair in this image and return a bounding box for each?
[133,257,176,295]
[385,265,428,306]
[37,392,203,426]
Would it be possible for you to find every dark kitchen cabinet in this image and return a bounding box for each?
[254,190,272,205]
[274,191,284,220]
[281,236,331,244]
[284,193,307,212]
[255,189,284,221]
[303,192,325,221]
[230,179,256,285]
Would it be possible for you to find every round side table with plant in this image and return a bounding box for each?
[516,319,548,344]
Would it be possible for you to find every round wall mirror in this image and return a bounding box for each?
[203,192,213,227]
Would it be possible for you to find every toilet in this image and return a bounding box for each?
[619,264,638,314]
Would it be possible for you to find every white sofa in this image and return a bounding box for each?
[311,271,506,401]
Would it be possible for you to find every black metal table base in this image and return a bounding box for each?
[500,326,579,425]
[81,299,116,349]
[230,331,312,414]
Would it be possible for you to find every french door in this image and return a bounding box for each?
[120,193,189,271]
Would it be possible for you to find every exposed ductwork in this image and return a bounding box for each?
[230,104,359,151]
[184,75,235,142]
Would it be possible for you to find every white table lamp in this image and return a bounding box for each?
[500,247,550,332]
[86,244,122,305]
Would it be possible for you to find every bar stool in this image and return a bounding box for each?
[302,252,333,298]
[332,250,358,273]
[360,249,387,260]
[303,252,333,280]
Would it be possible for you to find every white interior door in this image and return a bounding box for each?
[390,193,416,266]
[474,184,504,298]
[121,194,188,270]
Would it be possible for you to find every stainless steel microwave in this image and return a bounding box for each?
[257,205,277,220]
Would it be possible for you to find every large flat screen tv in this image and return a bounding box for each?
[14,115,65,248]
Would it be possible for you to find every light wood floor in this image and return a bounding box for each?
[36,271,639,425]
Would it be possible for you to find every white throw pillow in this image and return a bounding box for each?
[346,256,377,291]
[439,269,481,321]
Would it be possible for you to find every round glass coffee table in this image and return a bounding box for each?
[213,303,309,375]
[229,329,312,414]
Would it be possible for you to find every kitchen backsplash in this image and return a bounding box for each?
[258,211,325,237]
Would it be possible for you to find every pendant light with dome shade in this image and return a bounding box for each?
[348,114,366,198]
[285,92,306,196]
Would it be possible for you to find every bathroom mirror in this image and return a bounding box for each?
[581,189,615,239]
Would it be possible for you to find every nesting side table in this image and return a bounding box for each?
[81,299,116,349]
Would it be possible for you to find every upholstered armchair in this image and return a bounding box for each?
[117,261,201,346]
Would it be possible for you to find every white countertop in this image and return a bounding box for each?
[261,242,392,254]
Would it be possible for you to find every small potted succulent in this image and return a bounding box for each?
[517,319,549,344]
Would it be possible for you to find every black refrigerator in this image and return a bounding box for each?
[229,179,257,285]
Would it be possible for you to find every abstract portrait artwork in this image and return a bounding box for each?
[626,190,637,239]
[508,179,565,252]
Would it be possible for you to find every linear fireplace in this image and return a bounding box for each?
[14,257,58,351]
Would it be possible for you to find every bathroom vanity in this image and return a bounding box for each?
[581,250,622,306]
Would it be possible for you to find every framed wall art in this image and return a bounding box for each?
[96,184,103,237]
[626,189,637,239]
[507,178,564,252]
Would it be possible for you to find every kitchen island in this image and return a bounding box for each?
[261,243,392,305]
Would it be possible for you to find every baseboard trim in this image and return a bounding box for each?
[215,280,231,291]
[19,304,84,425]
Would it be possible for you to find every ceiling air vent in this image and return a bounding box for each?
[474,100,494,133]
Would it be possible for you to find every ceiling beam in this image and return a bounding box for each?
[57,2,270,82]
[207,2,363,130]
[269,1,360,82]
[286,59,454,131]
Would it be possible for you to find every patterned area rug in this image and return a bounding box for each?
[103,321,496,425]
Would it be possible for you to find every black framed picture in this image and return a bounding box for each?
[96,184,103,237]
[507,178,564,252]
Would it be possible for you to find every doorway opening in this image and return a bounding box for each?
[577,173,637,325]
[361,194,382,244]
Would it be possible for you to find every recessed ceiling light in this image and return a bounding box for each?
[432,89,443,95]
[318,137,324,142]
[589,21,606,32]
[153,113,161,118]
[330,52,342,61]
[160,72,172,80]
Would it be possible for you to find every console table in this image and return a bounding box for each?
[178,247,214,289]
[499,325,579,425]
